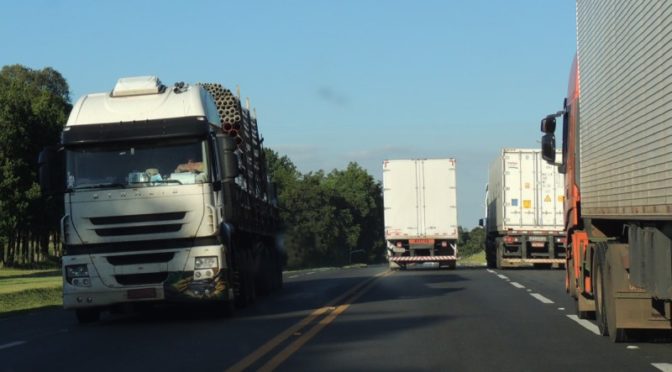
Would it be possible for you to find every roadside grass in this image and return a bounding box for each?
[459,250,486,266]
[0,268,62,315]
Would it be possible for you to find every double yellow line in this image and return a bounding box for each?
[226,270,392,372]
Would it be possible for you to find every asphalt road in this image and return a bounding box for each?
[2,264,672,372]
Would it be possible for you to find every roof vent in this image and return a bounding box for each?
[112,76,164,97]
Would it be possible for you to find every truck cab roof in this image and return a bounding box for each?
[66,76,220,127]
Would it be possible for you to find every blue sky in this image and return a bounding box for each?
[1,0,576,228]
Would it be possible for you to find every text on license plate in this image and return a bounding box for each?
[409,239,435,245]
[127,288,157,300]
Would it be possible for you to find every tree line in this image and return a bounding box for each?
[265,150,386,268]
[0,63,483,269]
[0,65,69,267]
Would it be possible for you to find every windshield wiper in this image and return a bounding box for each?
[73,183,126,190]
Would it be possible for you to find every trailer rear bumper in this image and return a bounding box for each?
[502,258,564,264]
[389,255,457,263]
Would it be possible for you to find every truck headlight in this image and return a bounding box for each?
[65,264,91,287]
[194,256,218,269]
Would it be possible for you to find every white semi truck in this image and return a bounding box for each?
[39,76,282,323]
[383,158,459,269]
[482,148,565,268]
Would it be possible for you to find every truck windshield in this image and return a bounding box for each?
[66,139,210,190]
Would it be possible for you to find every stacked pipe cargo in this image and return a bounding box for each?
[199,83,267,200]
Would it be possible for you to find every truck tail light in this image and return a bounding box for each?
[441,241,448,247]
[396,242,402,248]
[503,236,519,244]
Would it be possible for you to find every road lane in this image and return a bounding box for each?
[1,265,671,372]
[279,266,668,372]
[0,266,387,372]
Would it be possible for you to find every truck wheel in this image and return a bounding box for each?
[255,243,273,295]
[273,248,284,291]
[245,250,257,305]
[486,248,496,268]
[593,244,608,336]
[567,258,577,298]
[221,299,236,318]
[496,245,503,269]
[389,260,401,270]
[234,249,255,308]
[75,308,101,324]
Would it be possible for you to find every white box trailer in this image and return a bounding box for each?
[483,149,565,268]
[383,158,458,269]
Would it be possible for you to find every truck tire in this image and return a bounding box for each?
[567,258,577,298]
[75,308,101,324]
[234,248,256,308]
[255,243,273,295]
[486,249,496,269]
[389,260,401,270]
[496,244,504,269]
[593,244,608,336]
[273,247,284,291]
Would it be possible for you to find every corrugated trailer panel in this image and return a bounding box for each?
[577,1,672,218]
[383,159,458,240]
[487,149,564,232]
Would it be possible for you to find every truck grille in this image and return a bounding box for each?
[90,212,187,237]
[95,224,182,236]
[106,252,175,265]
[90,212,186,225]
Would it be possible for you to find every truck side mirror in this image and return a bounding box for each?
[217,136,240,180]
[541,133,556,163]
[38,146,65,195]
[541,115,556,133]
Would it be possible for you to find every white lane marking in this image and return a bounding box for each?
[0,341,27,351]
[558,307,565,311]
[306,272,315,276]
[497,274,509,280]
[486,269,495,274]
[566,315,600,335]
[510,282,525,289]
[530,293,554,304]
[288,275,298,279]
[526,289,532,292]
[626,345,639,350]
[652,363,672,372]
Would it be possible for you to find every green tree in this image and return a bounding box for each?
[265,151,384,269]
[324,162,385,264]
[458,226,485,257]
[0,64,71,266]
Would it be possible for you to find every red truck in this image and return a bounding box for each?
[540,1,672,341]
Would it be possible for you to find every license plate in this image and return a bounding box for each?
[127,288,157,299]
[528,236,547,242]
[409,239,435,245]
[531,242,546,248]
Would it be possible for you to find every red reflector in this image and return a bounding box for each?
[503,236,516,244]
[441,241,448,247]
[396,242,403,247]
